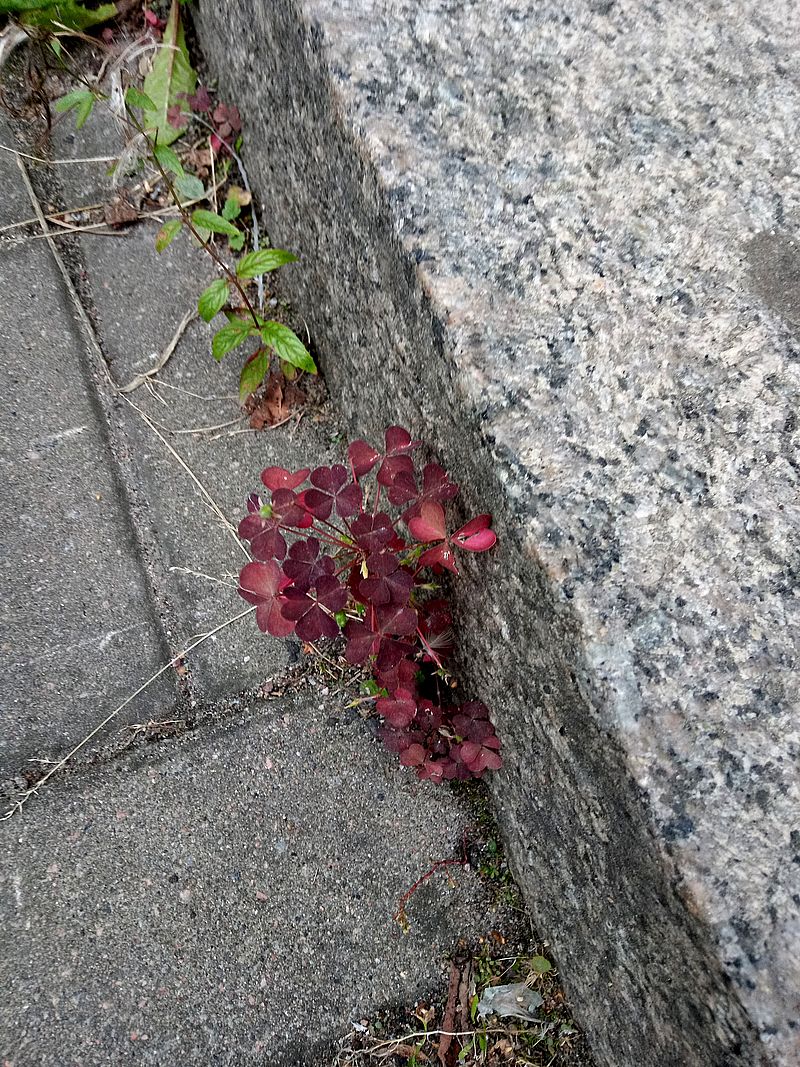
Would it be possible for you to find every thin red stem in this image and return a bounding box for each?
[394,832,469,926]
[416,627,445,670]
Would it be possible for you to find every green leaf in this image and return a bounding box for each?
[212,317,253,362]
[125,86,157,113]
[15,0,116,31]
[49,38,62,58]
[155,218,182,252]
[239,347,269,401]
[530,955,552,975]
[153,143,184,177]
[142,0,197,146]
[197,278,229,323]
[228,230,245,251]
[236,248,297,279]
[54,89,94,130]
[222,195,241,222]
[174,173,205,202]
[259,321,316,374]
[191,209,241,239]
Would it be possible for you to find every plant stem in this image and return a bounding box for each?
[125,107,261,330]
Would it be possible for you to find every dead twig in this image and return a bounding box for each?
[0,201,105,233]
[0,142,118,165]
[2,220,124,243]
[121,396,251,561]
[169,416,245,436]
[1,606,255,820]
[118,308,197,393]
[148,379,239,403]
[169,566,239,589]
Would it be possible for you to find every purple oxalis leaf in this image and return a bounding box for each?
[282,537,335,592]
[304,464,362,519]
[239,426,500,784]
[281,575,347,641]
[238,560,294,637]
[358,552,414,607]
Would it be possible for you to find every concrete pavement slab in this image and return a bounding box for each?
[48,109,336,701]
[0,120,175,779]
[1,691,506,1066]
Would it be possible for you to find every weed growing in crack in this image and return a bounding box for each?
[238,426,503,784]
[23,0,317,412]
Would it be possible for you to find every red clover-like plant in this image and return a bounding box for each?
[238,428,502,783]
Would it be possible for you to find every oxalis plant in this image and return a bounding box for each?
[238,427,503,784]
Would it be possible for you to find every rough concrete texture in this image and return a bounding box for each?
[50,109,332,699]
[0,122,174,777]
[1,692,498,1066]
[0,106,511,1065]
[195,2,800,1063]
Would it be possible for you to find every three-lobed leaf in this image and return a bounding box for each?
[236,248,297,279]
[259,321,316,374]
[197,278,229,322]
[235,428,500,783]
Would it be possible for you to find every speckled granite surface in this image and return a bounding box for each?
[196,2,799,1063]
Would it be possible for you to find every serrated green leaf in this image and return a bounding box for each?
[142,0,197,146]
[259,321,316,375]
[54,90,87,112]
[54,89,94,129]
[212,317,253,361]
[236,248,297,279]
[125,86,157,112]
[222,195,241,222]
[197,278,229,323]
[155,218,182,252]
[153,143,184,177]
[191,209,240,238]
[239,347,269,401]
[174,173,205,202]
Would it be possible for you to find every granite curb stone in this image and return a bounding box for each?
[194,2,799,1063]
